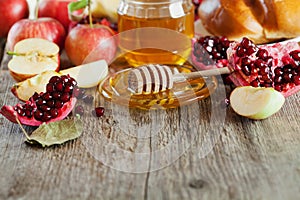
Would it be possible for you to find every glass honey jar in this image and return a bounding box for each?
[117,0,195,66]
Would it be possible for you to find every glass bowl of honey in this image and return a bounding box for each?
[98,58,218,110]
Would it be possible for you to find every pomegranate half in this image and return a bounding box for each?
[0,75,78,126]
[227,37,300,97]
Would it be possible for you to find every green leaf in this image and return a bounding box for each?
[68,0,88,13]
[26,118,83,147]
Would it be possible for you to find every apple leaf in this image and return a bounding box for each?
[68,0,89,22]
[68,0,88,13]
[21,117,83,147]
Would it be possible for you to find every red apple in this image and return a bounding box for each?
[0,0,29,37]
[6,17,66,51]
[65,24,117,65]
[38,0,77,31]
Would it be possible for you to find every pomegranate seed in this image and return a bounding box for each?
[241,57,251,66]
[274,75,282,83]
[265,56,273,67]
[240,37,252,48]
[50,109,59,118]
[49,76,60,84]
[42,93,52,101]
[69,77,77,86]
[55,82,64,92]
[293,75,300,85]
[42,112,52,122]
[64,83,74,93]
[55,101,64,109]
[36,98,45,106]
[73,88,85,99]
[46,100,55,107]
[52,92,61,100]
[32,92,40,101]
[241,65,251,76]
[256,49,268,60]
[82,95,94,104]
[236,46,246,57]
[74,105,84,116]
[60,75,70,84]
[17,107,25,116]
[251,79,260,87]
[60,93,70,102]
[274,68,282,76]
[254,59,266,68]
[34,110,43,120]
[46,83,54,93]
[283,65,293,73]
[283,73,292,82]
[25,110,32,118]
[93,107,105,117]
[274,84,282,92]
[259,66,270,75]
[39,105,51,112]
[290,50,300,61]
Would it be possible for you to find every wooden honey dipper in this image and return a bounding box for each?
[127,64,230,94]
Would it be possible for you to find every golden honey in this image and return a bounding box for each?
[117,0,195,66]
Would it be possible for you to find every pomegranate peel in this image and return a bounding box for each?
[0,98,76,126]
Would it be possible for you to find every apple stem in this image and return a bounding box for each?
[27,0,38,20]
[35,0,40,20]
[7,51,22,56]
[88,0,93,28]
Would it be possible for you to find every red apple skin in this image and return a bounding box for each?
[65,24,117,65]
[38,0,76,31]
[0,0,29,37]
[6,18,66,51]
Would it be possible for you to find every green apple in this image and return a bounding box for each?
[230,86,285,120]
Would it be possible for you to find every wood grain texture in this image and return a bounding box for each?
[0,47,300,200]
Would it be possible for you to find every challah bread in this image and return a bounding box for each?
[198,0,300,44]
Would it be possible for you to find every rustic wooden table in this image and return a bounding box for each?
[0,38,300,200]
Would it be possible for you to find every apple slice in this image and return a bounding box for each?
[11,70,60,101]
[8,38,60,82]
[59,60,108,88]
[230,86,285,120]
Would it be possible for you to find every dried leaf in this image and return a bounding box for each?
[26,117,83,147]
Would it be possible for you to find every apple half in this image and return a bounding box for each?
[8,38,60,82]
[230,86,285,120]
